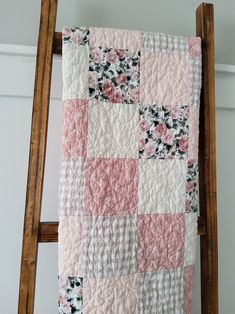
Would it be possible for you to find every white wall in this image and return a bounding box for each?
[216,108,235,313]
[216,68,235,311]
[0,43,235,313]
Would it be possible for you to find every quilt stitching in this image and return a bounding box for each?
[58,25,202,314]
[83,274,138,313]
[58,157,85,216]
[84,158,138,216]
[83,215,138,278]
[137,214,185,272]
[139,51,190,108]
[87,100,139,158]
[138,159,187,214]
[61,100,88,158]
[138,268,184,313]
[143,32,189,54]
[62,45,89,100]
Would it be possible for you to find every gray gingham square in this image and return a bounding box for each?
[83,215,137,278]
[58,157,85,216]
[138,268,184,314]
[143,32,189,54]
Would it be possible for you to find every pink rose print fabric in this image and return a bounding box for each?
[58,26,202,314]
[89,47,140,104]
[63,27,89,46]
[139,104,189,159]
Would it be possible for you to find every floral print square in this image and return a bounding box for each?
[186,160,199,212]
[59,276,83,314]
[89,47,140,104]
[62,26,89,46]
[139,104,189,159]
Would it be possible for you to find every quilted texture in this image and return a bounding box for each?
[140,52,189,108]
[84,158,138,216]
[87,101,138,158]
[58,26,202,314]
[138,159,186,213]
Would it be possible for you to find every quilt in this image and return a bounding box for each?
[58,26,202,314]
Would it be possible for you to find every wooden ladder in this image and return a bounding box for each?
[18,1,218,313]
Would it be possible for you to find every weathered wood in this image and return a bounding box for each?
[53,31,62,54]
[38,217,206,243]
[38,222,59,242]
[196,3,218,314]
[197,215,206,236]
[18,0,58,313]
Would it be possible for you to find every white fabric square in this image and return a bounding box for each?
[58,216,84,278]
[62,44,89,100]
[87,101,138,158]
[138,159,187,213]
[184,212,198,266]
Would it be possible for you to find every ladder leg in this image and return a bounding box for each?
[18,0,58,313]
[196,3,218,314]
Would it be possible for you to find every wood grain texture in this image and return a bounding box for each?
[53,31,62,54]
[18,0,58,313]
[196,3,219,314]
[38,222,59,242]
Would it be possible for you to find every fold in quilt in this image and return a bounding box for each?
[58,26,201,314]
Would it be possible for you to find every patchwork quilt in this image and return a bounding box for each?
[58,26,202,314]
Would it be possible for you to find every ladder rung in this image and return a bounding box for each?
[38,216,206,243]
[38,222,59,242]
[53,32,62,55]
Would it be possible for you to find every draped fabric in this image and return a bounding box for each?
[58,26,201,314]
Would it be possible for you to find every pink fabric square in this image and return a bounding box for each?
[90,27,141,55]
[188,105,199,161]
[187,37,201,57]
[137,214,185,272]
[62,99,88,157]
[84,158,138,216]
[183,265,195,313]
[140,52,189,107]
[83,275,138,313]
